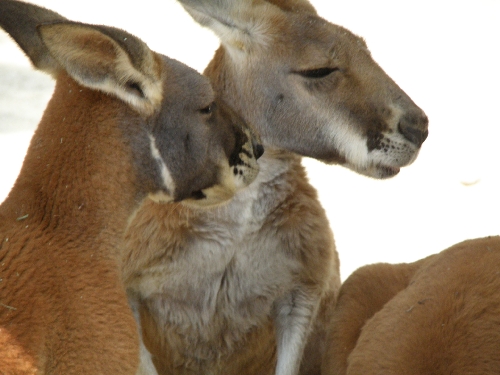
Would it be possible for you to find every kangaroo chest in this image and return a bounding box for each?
[132,218,300,330]
[124,157,337,371]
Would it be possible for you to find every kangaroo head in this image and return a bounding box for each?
[144,58,263,205]
[0,0,262,208]
[180,0,428,179]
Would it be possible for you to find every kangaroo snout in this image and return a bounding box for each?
[252,141,265,159]
[397,110,429,147]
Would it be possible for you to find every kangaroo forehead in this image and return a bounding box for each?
[159,55,214,103]
[276,15,367,53]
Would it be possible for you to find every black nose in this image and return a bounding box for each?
[252,141,264,159]
[398,112,429,147]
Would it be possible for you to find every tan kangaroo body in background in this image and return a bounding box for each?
[0,1,261,373]
[323,236,500,375]
[123,0,429,374]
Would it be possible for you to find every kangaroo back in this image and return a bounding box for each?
[323,238,500,375]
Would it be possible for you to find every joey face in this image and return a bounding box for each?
[146,57,262,207]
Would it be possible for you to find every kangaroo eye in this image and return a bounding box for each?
[125,80,145,97]
[200,102,216,115]
[296,67,339,79]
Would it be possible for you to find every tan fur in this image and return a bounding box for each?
[124,152,337,375]
[124,1,428,374]
[0,2,262,374]
[322,236,500,375]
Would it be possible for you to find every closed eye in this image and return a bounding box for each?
[295,67,339,79]
[200,102,216,115]
[125,80,145,97]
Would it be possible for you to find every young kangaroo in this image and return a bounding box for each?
[123,1,429,374]
[322,236,500,375]
[0,1,261,374]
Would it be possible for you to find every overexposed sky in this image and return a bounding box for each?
[1,0,499,279]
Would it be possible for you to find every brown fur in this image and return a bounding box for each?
[0,75,142,375]
[124,1,428,374]
[0,2,262,373]
[322,236,500,375]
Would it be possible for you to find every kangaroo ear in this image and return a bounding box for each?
[37,22,163,115]
[177,0,316,54]
[177,0,279,54]
[0,0,67,75]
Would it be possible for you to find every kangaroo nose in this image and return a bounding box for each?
[252,141,264,159]
[398,111,429,147]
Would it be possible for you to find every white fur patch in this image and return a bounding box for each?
[149,134,175,196]
[275,290,318,375]
[135,337,158,375]
[323,113,372,169]
[324,110,419,178]
[129,295,159,375]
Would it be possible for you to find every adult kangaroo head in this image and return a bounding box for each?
[0,0,262,209]
[179,0,428,179]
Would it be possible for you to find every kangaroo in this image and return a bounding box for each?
[0,1,261,373]
[123,0,429,374]
[322,236,500,375]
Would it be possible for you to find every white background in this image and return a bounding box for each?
[1,0,499,280]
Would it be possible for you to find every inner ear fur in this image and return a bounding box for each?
[178,0,284,53]
[38,22,163,115]
[179,0,317,40]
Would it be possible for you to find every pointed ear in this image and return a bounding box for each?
[177,0,317,54]
[0,0,67,75]
[37,22,163,115]
[177,0,281,54]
